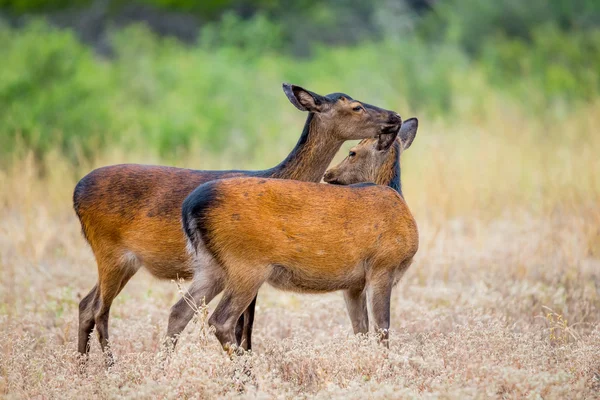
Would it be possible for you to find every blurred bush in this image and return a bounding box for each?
[199,11,284,55]
[0,20,466,162]
[481,25,600,105]
[0,21,112,159]
[0,0,598,163]
[420,0,600,54]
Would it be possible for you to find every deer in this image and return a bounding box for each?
[73,83,403,362]
[179,118,419,354]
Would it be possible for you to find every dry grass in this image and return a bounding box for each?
[1,103,599,399]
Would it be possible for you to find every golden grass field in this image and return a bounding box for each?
[1,101,599,399]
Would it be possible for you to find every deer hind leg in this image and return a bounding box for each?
[93,252,140,365]
[235,295,257,351]
[78,251,139,357]
[344,288,369,335]
[210,267,268,355]
[165,263,225,347]
[366,271,394,348]
[78,284,99,355]
[235,296,256,350]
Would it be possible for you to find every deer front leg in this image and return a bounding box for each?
[366,273,393,347]
[343,288,368,335]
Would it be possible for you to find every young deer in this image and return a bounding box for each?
[73,83,402,361]
[324,118,418,194]
[180,118,419,354]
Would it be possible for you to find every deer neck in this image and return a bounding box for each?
[265,113,343,182]
[375,141,403,197]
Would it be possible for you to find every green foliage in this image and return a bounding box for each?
[0,17,598,164]
[0,21,112,159]
[481,24,600,105]
[0,0,89,13]
[142,0,235,15]
[421,0,600,54]
[0,0,302,15]
[200,11,285,56]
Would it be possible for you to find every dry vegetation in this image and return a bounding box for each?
[1,102,599,399]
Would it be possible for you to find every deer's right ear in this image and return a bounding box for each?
[377,128,400,151]
[398,118,418,150]
[283,83,326,112]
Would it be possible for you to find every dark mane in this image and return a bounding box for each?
[388,140,402,197]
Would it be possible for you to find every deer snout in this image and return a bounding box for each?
[323,169,340,184]
[387,112,402,125]
[381,113,402,134]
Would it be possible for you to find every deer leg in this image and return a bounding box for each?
[343,288,369,335]
[210,272,266,355]
[235,313,245,348]
[93,255,139,366]
[235,295,257,351]
[78,284,99,355]
[366,273,393,348]
[165,264,225,347]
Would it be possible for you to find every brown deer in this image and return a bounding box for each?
[180,118,419,354]
[324,118,418,194]
[73,83,402,361]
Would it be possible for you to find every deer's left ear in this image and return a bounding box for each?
[282,83,328,113]
[398,118,418,150]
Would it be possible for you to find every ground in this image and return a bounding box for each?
[1,201,598,398]
[1,112,599,398]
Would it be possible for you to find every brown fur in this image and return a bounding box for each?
[325,138,399,187]
[325,118,419,195]
[204,180,417,292]
[181,118,419,353]
[323,118,419,196]
[73,83,402,360]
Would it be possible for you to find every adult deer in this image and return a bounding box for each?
[180,118,419,354]
[73,83,402,361]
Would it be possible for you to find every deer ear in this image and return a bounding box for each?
[282,83,326,112]
[398,118,418,150]
[377,128,400,151]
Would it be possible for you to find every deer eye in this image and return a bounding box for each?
[349,151,356,157]
[352,105,363,112]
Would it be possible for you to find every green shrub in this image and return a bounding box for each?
[199,11,285,56]
[0,17,598,164]
[481,24,600,105]
[421,0,600,54]
[0,21,112,160]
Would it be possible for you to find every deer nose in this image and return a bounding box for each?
[323,170,335,183]
[389,113,401,124]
